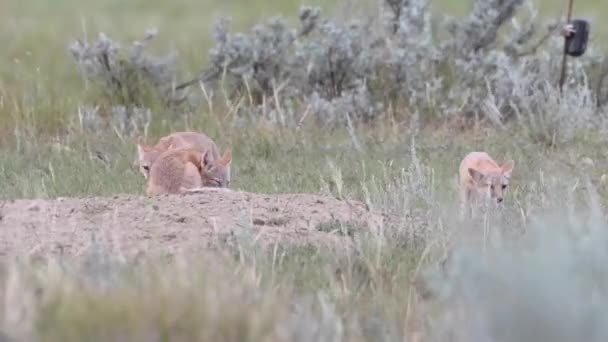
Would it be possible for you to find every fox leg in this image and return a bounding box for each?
[146,183,162,197]
[467,189,479,220]
[180,162,203,191]
[470,200,478,219]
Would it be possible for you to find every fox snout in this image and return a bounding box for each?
[490,190,504,204]
[487,193,503,205]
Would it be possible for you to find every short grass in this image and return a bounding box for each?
[1,0,608,341]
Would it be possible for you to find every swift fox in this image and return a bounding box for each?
[137,131,231,187]
[458,152,514,219]
[146,147,233,196]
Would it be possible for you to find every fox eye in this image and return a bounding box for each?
[143,165,150,171]
[490,185,494,190]
[502,184,507,189]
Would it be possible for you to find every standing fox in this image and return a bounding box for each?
[137,131,232,188]
[458,152,514,219]
[146,147,233,196]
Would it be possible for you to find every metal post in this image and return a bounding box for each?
[559,0,575,94]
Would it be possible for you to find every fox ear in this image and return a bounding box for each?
[157,136,173,150]
[219,150,232,167]
[137,136,150,149]
[206,150,217,166]
[200,150,212,170]
[468,168,486,183]
[501,160,514,177]
[136,141,148,159]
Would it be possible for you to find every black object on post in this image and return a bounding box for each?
[565,19,590,57]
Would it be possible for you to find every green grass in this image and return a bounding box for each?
[2,122,606,202]
[2,0,608,340]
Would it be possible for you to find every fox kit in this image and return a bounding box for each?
[458,152,514,219]
[137,131,232,187]
[146,148,233,196]
[146,148,203,196]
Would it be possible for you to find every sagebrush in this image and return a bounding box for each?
[70,0,608,144]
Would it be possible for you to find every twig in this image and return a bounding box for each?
[174,69,220,91]
[516,25,558,57]
[595,62,608,108]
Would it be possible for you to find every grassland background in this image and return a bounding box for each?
[1,0,607,199]
[1,0,608,341]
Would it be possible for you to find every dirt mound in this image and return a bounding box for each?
[0,189,383,257]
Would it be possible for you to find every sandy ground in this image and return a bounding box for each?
[0,189,384,257]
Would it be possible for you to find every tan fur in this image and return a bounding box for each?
[136,136,170,179]
[137,131,232,188]
[199,150,232,188]
[458,151,514,219]
[146,148,206,196]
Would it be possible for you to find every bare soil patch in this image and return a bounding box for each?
[0,189,383,257]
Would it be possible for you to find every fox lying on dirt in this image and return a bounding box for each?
[458,151,514,219]
[145,147,233,196]
[137,131,232,188]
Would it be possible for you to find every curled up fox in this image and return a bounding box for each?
[136,131,232,196]
[458,151,514,219]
